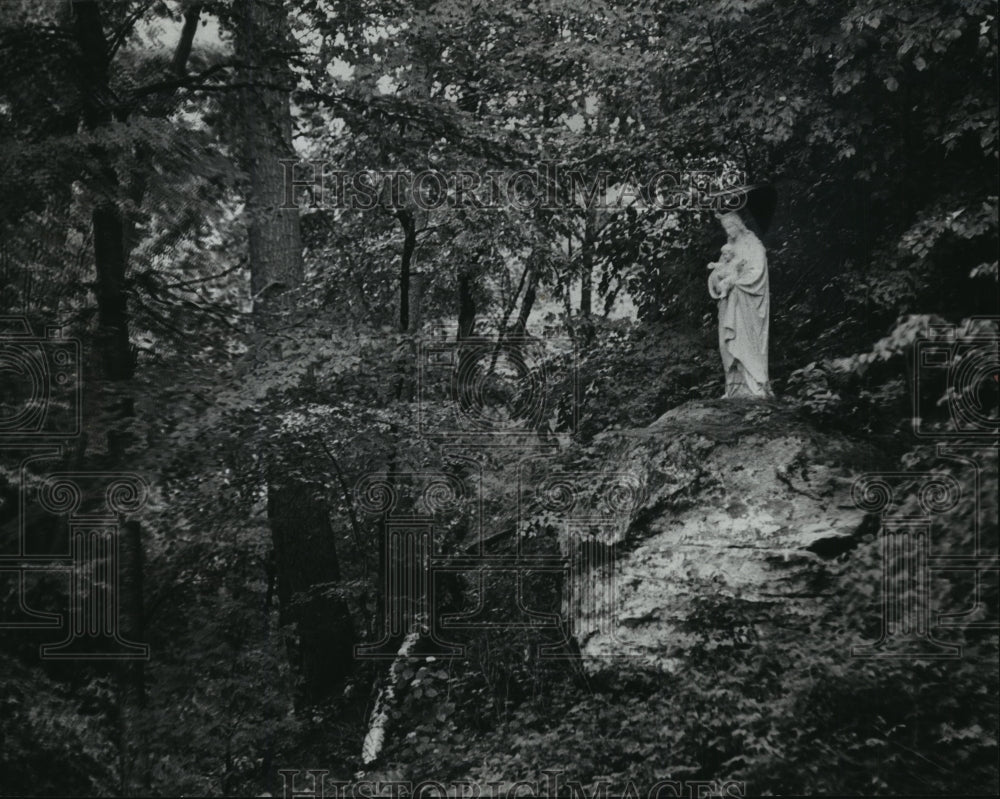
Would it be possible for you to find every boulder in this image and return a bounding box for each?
[547,398,880,673]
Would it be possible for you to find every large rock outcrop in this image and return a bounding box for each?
[543,398,881,672]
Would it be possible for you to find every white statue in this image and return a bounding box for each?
[708,212,772,398]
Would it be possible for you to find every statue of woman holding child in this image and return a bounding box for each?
[706,200,774,399]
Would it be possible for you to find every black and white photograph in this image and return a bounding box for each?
[1,0,998,796]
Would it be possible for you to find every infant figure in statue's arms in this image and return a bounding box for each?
[707,242,739,299]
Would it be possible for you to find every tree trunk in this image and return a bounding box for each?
[408,270,423,331]
[72,0,134,380]
[514,260,539,334]
[458,271,476,340]
[235,0,304,321]
[70,7,147,794]
[118,519,148,795]
[580,208,595,318]
[268,479,353,700]
[397,209,416,332]
[234,0,354,702]
[91,203,133,380]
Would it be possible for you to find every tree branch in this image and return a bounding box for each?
[127,61,233,104]
[106,0,156,62]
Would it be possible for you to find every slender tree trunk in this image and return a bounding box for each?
[456,270,477,388]
[118,519,148,794]
[91,203,133,379]
[562,234,575,339]
[580,208,595,318]
[408,269,423,331]
[70,7,149,794]
[397,209,416,332]
[489,258,531,371]
[514,260,539,334]
[458,271,476,340]
[72,0,134,380]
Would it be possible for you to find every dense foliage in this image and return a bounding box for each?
[0,0,996,796]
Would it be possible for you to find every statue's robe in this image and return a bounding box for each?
[716,233,771,398]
